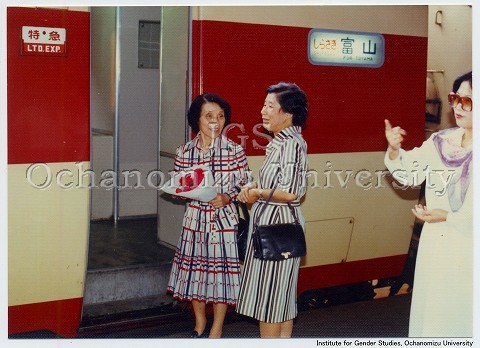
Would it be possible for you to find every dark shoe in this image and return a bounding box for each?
[190,330,208,338]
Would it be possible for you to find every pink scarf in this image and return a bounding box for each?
[433,127,472,212]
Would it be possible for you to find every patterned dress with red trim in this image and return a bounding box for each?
[167,134,250,305]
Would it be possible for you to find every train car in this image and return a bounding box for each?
[186,5,427,296]
[157,5,428,308]
[5,4,472,338]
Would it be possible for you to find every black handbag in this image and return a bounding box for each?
[252,187,306,261]
[236,202,249,262]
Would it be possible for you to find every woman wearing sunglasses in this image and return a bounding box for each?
[384,71,472,337]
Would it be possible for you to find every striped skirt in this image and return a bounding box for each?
[236,201,302,322]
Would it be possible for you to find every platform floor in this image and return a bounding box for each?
[80,294,411,338]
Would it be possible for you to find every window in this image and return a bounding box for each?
[138,20,160,69]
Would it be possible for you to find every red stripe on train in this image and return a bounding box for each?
[192,20,426,157]
[298,254,407,295]
[8,297,83,337]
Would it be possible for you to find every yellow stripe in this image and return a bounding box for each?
[192,6,428,37]
[8,162,90,306]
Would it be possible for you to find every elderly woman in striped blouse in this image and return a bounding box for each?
[237,82,309,338]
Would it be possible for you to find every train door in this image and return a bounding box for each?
[157,7,190,248]
[90,6,161,221]
[83,6,177,328]
[90,6,188,246]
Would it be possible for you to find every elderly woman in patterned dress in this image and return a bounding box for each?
[166,93,250,338]
[236,82,309,338]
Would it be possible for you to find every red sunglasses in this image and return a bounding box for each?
[448,93,473,112]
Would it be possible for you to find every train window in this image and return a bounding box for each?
[138,20,160,69]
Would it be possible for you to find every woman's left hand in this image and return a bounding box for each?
[209,193,231,209]
[411,204,448,223]
[238,182,261,204]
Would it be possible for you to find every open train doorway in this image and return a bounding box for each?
[82,6,189,331]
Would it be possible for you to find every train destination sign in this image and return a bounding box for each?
[21,26,66,56]
[308,29,384,68]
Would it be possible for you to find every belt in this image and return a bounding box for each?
[257,199,300,207]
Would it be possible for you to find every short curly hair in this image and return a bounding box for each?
[266,82,308,127]
[187,93,232,133]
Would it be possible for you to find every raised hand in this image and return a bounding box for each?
[384,119,407,150]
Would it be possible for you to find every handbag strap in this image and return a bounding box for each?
[253,183,300,227]
[236,201,250,220]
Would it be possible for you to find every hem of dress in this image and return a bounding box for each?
[235,310,297,323]
[167,291,238,307]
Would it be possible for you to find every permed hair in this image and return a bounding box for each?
[187,93,232,133]
[266,82,308,127]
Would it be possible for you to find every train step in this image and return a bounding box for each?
[79,295,191,335]
[83,262,173,305]
[80,263,182,334]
